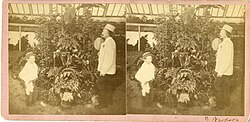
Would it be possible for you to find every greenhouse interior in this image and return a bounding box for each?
[126,4,245,115]
[8,3,245,116]
[126,4,245,51]
[8,3,126,115]
[8,3,126,51]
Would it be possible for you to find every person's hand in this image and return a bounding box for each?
[217,73,222,77]
[100,73,105,76]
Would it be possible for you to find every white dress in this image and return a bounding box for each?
[19,61,38,95]
[135,62,155,96]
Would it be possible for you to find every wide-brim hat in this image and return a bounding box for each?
[94,37,104,50]
[104,24,116,33]
[212,38,222,51]
[141,52,153,59]
[221,24,233,33]
[24,52,36,60]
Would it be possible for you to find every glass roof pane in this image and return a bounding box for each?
[38,4,44,14]
[57,4,62,14]
[177,5,182,13]
[151,4,158,14]
[126,4,129,13]
[209,7,212,15]
[142,4,150,14]
[236,5,242,17]
[112,4,121,16]
[92,7,98,16]
[11,4,18,13]
[117,4,125,16]
[31,4,38,14]
[158,4,164,14]
[226,5,234,17]
[130,4,138,13]
[217,8,224,17]
[106,4,115,16]
[8,3,245,19]
[97,7,104,16]
[232,5,240,17]
[23,4,30,14]
[211,8,218,16]
[17,4,24,14]
[238,5,245,17]
[163,4,170,13]
[137,4,144,14]
[90,7,93,15]
[43,4,50,14]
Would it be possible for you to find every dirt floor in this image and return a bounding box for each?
[8,72,126,115]
[127,71,244,116]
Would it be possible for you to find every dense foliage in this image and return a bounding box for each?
[31,4,105,106]
[146,6,223,108]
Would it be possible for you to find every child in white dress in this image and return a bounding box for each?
[19,52,39,105]
[135,52,155,97]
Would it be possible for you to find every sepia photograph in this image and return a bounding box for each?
[8,3,126,115]
[1,0,250,121]
[126,4,245,116]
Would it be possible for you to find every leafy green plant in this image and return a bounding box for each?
[31,4,104,106]
[148,6,222,107]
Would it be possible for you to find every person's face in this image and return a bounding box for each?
[101,29,110,39]
[219,29,227,38]
[145,56,152,64]
[28,56,35,64]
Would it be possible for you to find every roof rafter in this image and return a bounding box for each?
[117,4,123,16]
[223,5,229,18]
[231,5,236,17]
[15,4,19,13]
[111,4,116,16]
[103,4,109,17]
[237,5,242,17]
[8,4,13,14]
[148,4,153,15]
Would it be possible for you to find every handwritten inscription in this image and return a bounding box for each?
[205,116,239,122]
